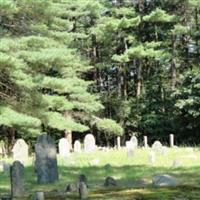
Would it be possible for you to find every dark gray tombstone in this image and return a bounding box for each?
[35,134,59,184]
[33,192,44,200]
[10,161,25,198]
[78,182,88,199]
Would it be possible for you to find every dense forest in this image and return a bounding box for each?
[0,0,199,151]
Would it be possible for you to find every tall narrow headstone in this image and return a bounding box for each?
[74,140,81,153]
[58,138,70,158]
[84,134,96,153]
[117,137,121,149]
[11,161,25,198]
[12,139,28,164]
[144,136,148,148]
[35,134,59,184]
[170,134,174,147]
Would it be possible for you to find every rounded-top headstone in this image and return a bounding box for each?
[58,138,70,158]
[74,140,81,153]
[35,134,59,184]
[84,134,96,153]
[152,140,162,151]
[11,161,25,198]
[130,136,138,148]
[12,139,28,164]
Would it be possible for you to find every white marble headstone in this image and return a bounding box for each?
[58,138,70,157]
[84,134,96,153]
[152,140,162,151]
[130,136,138,148]
[12,139,28,164]
[74,140,81,153]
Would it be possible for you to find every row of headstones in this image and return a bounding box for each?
[8,133,96,199]
[2,134,175,164]
[122,134,175,150]
[9,134,96,164]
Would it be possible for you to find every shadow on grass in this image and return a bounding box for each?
[0,164,200,199]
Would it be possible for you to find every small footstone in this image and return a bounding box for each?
[78,182,88,199]
[104,163,111,170]
[33,192,44,200]
[104,176,117,186]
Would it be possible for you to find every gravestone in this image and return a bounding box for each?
[144,136,148,148]
[152,174,177,187]
[104,176,117,186]
[10,161,25,198]
[161,146,168,155]
[89,159,99,166]
[33,192,44,200]
[35,134,59,184]
[78,182,88,199]
[127,149,135,158]
[170,134,174,147]
[12,139,28,164]
[58,138,70,158]
[172,160,181,168]
[148,151,156,164]
[130,136,138,148]
[152,140,162,151]
[117,137,121,149]
[84,134,96,153]
[74,140,81,153]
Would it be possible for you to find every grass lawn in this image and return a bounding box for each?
[0,147,200,199]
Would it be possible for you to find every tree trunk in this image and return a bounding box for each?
[65,129,72,150]
[136,61,142,97]
[171,35,177,90]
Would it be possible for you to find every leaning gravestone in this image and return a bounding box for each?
[12,139,28,164]
[84,134,96,153]
[35,134,59,184]
[74,140,81,153]
[130,136,138,148]
[10,161,25,198]
[58,138,70,158]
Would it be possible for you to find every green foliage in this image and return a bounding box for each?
[96,118,124,137]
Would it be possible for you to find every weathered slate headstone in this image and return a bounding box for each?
[33,192,44,200]
[12,139,28,164]
[84,134,96,153]
[78,182,88,199]
[35,134,59,184]
[10,161,25,198]
[170,134,174,147]
[74,140,81,153]
[58,138,70,158]
[104,176,117,186]
[130,136,138,148]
